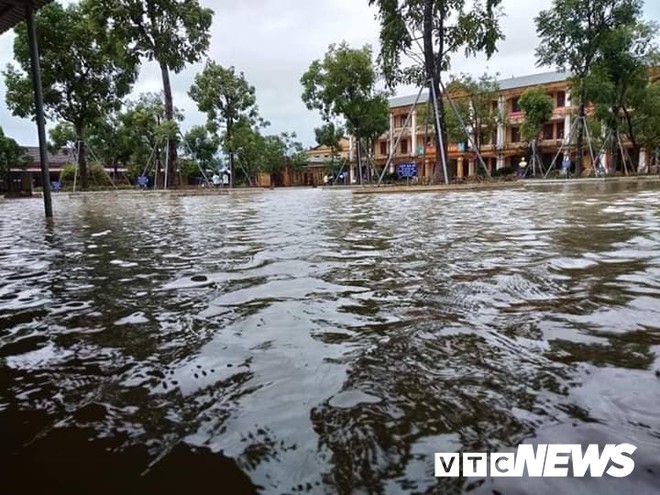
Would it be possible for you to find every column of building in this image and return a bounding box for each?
[389,113,395,173]
[496,95,506,170]
[411,109,417,161]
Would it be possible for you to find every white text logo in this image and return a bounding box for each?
[435,444,637,478]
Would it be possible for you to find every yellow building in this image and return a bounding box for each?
[255,137,351,187]
[371,71,580,180]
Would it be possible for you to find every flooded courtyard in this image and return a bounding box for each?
[1,183,660,494]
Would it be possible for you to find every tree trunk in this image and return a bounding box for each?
[227,117,234,188]
[159,60,178,188]
[356,137,362,185]
[575,83,586,176]
[610,127,619,174]
[423,0,451,184]
[76,129,88,190]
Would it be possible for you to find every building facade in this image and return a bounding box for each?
[371,71,579,181]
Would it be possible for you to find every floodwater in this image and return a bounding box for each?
[1,183,660,495]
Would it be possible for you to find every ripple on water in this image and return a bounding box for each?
[0,184,660,494]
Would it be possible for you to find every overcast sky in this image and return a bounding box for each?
[1,0,659,148]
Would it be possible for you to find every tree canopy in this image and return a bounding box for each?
[85,0,214,187]
[536,0,645,174]
[301,42,388,183]
[369,0,504,182]
[189,62,263,186]
[444,73,501,156]
[0,127,30,193]
[519,87,554,143]
[4,1,137,190]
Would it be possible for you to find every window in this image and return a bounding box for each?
[511,126,521,143]
[557,124,565,140]
[543,123,554,140]
[491,101,499,115]
[380,141,387,156]
[556,91,566,108]
[401,139,408,154]
[511,97,521,113]
[399,115,407,127]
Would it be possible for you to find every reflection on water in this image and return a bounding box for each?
[1,183,660,494]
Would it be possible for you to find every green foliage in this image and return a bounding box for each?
[60,162,112,186]
[445,73,501,149]
[491,165,516,177]
[232,126,307,183]
[369,0,504,182]
[48,123,77,152]
[0,127,30,181]
[519,87,554,143]
[314,122,345,160]
[369,0,505,88]
[4,1,137,189]
[630,80,660,151]
[85,0,214,184]
[535,0,645,173]
[86,113,135,170]
[583,13,658,153]
[301,42,389,145]
[119,93,182,170]
[85,0,213,74]
[189,62,263,173]
[535,0,643,78]
[232,121,265,184]
[182,125,220,176]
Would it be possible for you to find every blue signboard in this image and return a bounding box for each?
[397,163,417,178]
[137,176,149,187]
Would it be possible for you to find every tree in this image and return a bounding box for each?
[182,125,220,177]
[120,93,184,181]
[85,0,214,187]
[232,120,266,185]
[259,133,308,175]
[445,73,501,161]
[314,122,345,168]
[0,127,30,194]
[584,16,658,169]
[4,1,137,190]
[519,87,554,143]
[86,113,135,180]
[369,0,504,183]
[301,42,388,184]
[189,62,263,187]
[535,0,643,175]
[629,80,660,160]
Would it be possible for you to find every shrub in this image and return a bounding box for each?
[59,162,112,186]
[491,165,517,178]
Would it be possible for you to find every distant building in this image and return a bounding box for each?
[21,147,75,186]
[256,137,351,187]
[370,71,576,181]
[354,70,655,181]
[10,147,128,187]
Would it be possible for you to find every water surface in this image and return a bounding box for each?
[1,184,659,494]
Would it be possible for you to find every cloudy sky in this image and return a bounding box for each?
[1,0,659,148]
